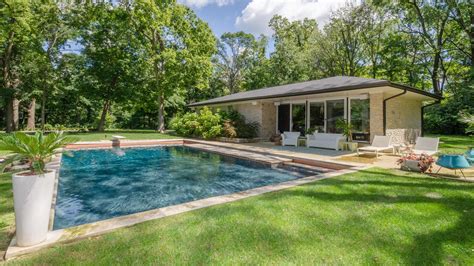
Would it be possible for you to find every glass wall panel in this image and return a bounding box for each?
[291,103,306,135]
[277,104,290,133]
[350,98,370,141]
[326,99,345,133]
[309,102,325,133]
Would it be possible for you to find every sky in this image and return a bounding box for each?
[179,0,357,37]
[63,0,357,54]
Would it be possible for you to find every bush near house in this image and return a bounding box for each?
[170,108,259,139]
[170,107,223,139]
[219,110,259,139]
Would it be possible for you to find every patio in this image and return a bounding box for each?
[190,139,474,181]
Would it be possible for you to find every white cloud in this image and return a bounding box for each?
[236,0,359,35]
[180,0,234,8]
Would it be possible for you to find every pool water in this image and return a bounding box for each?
[54,146,319,229]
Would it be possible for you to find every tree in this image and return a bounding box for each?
[0,0,34,132]
[214,31,266,94]
[131,0,215,132]
[269,16,322,84]
[399,0,455,95]
[79,2,142,132]
[32,1,74,130]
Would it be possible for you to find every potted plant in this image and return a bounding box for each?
[397,153,435,173]
[335,119,357,151]
[0,131,76,247]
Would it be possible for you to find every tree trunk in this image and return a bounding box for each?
[5,99,13,133]
[40,93,46,131]
[157,92,165,133]
[27,98,36,130]
[97,99,110,132]
[432,52,441,95]
[12,97,19,131]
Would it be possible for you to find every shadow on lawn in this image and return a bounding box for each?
[276,170,474,264]
[0,173,14,259]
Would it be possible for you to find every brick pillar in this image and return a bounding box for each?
[369,93,384,141]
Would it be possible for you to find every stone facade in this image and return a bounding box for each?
[369,93,384,141]
[232,102,276,140]
[386,97,422,144]
[260,102,276,139]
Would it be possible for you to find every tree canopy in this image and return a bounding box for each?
[0,0,472,134]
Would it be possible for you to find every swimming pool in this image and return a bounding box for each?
[54,146,320,229]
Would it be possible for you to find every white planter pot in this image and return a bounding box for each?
[401,160,421,172]
[12,170,56,247]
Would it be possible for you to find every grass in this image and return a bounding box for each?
[3,168,474,265]
[64,129,178,142]
[429,134,473,154]
[0,130,178,155]
[0,173,14,260]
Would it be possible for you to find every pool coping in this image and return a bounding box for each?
[5,139,368,260]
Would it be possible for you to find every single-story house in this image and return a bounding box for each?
[188,76,441,144]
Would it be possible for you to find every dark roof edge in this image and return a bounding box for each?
[188,81,442,107]
[388,82,443,100]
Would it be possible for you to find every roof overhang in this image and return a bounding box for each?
[187,79,442,108]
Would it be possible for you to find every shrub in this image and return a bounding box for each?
[170,107,222,139]
[219,109,259,139]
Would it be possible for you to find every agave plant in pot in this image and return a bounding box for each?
[0,132,76,247]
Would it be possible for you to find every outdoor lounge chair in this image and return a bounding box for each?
[412,137,439,156]
[281,131,300,147]
[357,135,393,157]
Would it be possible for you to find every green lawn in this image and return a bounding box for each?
[0,130,178,155]
[431,134,473,154]
[3,168,473,265]
[0,173,14,260]
[64,129,178,142]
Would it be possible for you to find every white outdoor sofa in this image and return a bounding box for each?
[411,137,439,156]
[357,135,393,157]
[281,131,301,147]
[306,133,345,150]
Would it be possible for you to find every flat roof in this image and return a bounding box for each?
[188,76,442,107]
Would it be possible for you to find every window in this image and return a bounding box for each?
[326,99,345,133]
[350,98,370,141]
[291,103,306,135]
[309,102,325,133]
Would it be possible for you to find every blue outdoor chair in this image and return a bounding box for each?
[436,154,471,178]
[466,147,474,165]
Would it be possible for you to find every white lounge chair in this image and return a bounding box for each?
[357,135,393,157]
[412,137,439,156]
[306,133,345,150]
[281,131,300,147]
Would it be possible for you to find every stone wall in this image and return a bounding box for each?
[386,97,422,144]
[370,93,423,144]
[260,102,277,140]
[369,93,384,141]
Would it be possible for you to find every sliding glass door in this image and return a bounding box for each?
[291,103,306,135]
[277,104,290,133]
[350,98,370,141]
[326,99,345,133]
[309,102,325,133]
